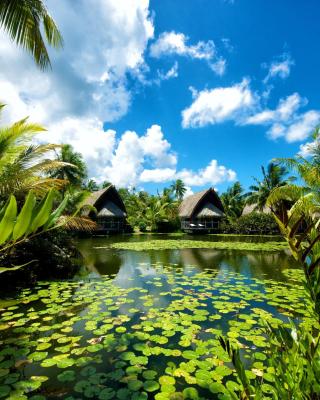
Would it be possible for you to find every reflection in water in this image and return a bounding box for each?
[76,236,299,284]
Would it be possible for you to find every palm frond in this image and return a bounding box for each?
[0,0,63,70]
[57,216,97,232]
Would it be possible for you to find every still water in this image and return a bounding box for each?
[0,235,305,400]
[76,234,296,283]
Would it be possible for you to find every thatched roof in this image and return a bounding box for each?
[179,188,224,218]
[196,202,224,218]
[82,185,126,218]
[242,204,271,216]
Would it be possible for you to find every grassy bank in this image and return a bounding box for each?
[106,239,288,252]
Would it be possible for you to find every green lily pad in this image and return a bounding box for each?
[143,380,160,392]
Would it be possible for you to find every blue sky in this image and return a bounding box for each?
[1,0,319,195]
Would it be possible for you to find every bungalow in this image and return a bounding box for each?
[179,188,225,233]
[82,185,128,234]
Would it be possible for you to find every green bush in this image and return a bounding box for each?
[221,212,279,235]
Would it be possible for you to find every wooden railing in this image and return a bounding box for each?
[181,220,220,230]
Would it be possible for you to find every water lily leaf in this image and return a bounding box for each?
[159,376,175,386]
[57,370,76,382]
[128,380,143,391]
[143,380,160,392]
[98,388,115,400]
[0,385,11,398]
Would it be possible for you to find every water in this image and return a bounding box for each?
[0,235,306,400]
[75,234,295,283]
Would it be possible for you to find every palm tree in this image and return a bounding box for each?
[50,145,87,188]
[275,127,320,192]
[0,0,63,70]
[221,181,246,222]
[85,179,99,192]
[171,179,187,201]
[246,162,293,211]
[0,107,72,201]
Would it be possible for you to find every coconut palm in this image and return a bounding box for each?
[171,179,187,201]
[246,162,293,211]
[220,181,246,222]
[85,179,99,192]
[0,109,72,201]
[0,0,63,70]
[275,127,320,191]
[49,145,87,188]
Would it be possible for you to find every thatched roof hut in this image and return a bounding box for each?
[179,188,224,233]
[82,185,127,233]
[242,204,271,216]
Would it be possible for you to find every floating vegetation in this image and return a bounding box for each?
[0,264,310,399]
[107,239,288,252]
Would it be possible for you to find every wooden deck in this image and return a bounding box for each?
[181,219,221,233]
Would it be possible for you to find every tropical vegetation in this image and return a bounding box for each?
[0,0,63,69]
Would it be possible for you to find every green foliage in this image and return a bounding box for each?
[84,179,100,192]
[0,189,96,274]
[170,179,187,201]
[0,0,63,69]
[49,144,87,189]
[0,190,66,251]
[246,162,294,211]
[122,187,180,232]
[221,212,279,235]
[220,129,320,399]
[0,108,72,201]
[220,182,246,222]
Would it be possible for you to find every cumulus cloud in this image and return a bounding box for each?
[44,120,235,188]
[0,0,154,125]
[263,54,294,83]
[140,168,176,183]
[150,31,226,75]
[245,92,320,142]
[183,186,194,198]
[283,111,320,142]
[182,79,255,128]
[246,93,304,125]
[150,31,215,60]
[176,160,236,186]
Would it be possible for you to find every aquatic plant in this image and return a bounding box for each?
[0,264,310,399]
[108,239,287,252]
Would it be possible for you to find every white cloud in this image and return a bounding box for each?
[298,138,319,157]
[150,31,226,76]
[182,79,255,128]
[44,120,235,189]
[244,92,320,143]
[263,54,294,83]
[100,124,177,186]
[157,62,179,82]
[43,117,116,178]
[210,58,226,76]
[183,186,194,198]
[140,168,176,182]
[150,31,215,60]
[285,111,320,142]
[246,93,304,125]
[0,0,154,125]
[176,160,236,186]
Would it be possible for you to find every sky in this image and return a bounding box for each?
[0,0,320,196]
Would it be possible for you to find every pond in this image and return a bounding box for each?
[0,235,309,400]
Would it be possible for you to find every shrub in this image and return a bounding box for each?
[221,212,280,235]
